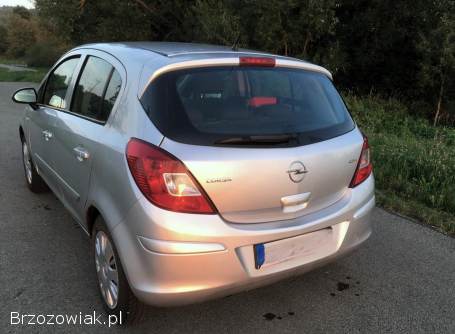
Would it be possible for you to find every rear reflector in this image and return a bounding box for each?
[126,138,216,214]
[349,135,373,187]
[239,57,276,67]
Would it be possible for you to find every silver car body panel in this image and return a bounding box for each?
[161,129,363,224]
[19,42,374,307]
[115,174,374,306]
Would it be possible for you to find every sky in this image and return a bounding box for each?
[0,0,34,8]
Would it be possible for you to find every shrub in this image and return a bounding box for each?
[6,14,36,58]
[0,25,8,54]
[24,42,62,67]
[344,93,455,233]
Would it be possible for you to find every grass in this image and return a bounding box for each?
[0,67,48,83]
[345,94,455,236]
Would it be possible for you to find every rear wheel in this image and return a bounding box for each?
[21,140,48,193]
[91,217,145,325]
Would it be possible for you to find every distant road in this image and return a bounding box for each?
[0,64,36,72]
[1,82,454,333]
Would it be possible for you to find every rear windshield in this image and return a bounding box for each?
[140,67,354,147]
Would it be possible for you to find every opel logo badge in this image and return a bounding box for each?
[286,161,308,183]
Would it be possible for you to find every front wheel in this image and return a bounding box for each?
[21,140,48,193]
[92,217,145,325]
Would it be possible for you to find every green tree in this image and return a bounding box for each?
[190,0,341,70]
[34,0,340,69]
[0,25,9,54]
[35,0,81,44]
[6,14,36,58]
[190,0,240,45]
[12,5,31,20]
[417,0,455,125]
[234,0,340,70]
[335,0,431,96]
[35,0,194,43]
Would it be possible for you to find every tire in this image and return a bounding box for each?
[21,139,48,193]
[91,216,145,325]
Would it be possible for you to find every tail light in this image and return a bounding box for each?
[248,96,277,107]
[349,135,373,188]
[239,57,275,67]
[126,138,216,214]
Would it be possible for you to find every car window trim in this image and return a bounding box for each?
[98,67,115,115]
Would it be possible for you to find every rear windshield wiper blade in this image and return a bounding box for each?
[215,134,298,145]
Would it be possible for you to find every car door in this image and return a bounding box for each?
[50,53,123,223]
[28,56,81,194]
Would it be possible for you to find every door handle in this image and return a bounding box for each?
[42,130,53,141]
[73,146,90,162]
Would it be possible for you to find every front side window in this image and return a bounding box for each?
[71,56,121,122]
[43,57,80,109]
[140,67,355,147]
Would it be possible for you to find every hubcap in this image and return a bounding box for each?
[22,142,32,184]
[95,231,119,309]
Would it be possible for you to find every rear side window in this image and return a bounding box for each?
[140,67,354,147]
[71,56,121,122]
[43,57,80,109]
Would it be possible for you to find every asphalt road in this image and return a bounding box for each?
[1,82,454,333]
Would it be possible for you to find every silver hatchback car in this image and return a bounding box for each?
[13,42,374,323]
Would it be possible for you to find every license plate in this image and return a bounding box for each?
[254,228,333,269]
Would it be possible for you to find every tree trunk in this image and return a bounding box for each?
[303,32,311,57]
[433,74,445,126]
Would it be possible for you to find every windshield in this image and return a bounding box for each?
[140,66,355,147]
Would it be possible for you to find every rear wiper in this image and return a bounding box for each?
[215,134,298,145]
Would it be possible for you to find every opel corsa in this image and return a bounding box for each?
[13,42,375,323]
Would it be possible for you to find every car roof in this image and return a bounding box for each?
[113,42,258,57]
[73,41,306,62]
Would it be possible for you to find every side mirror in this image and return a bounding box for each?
[12,88,38,108]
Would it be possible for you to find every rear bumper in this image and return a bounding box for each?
[112,175,375,307]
